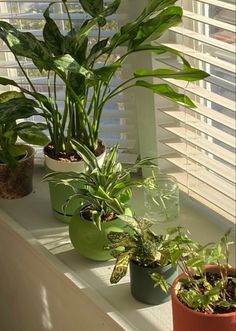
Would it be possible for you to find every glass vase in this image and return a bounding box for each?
[143,174,179,223]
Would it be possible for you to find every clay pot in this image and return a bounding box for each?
[0,145,35,199]
[171,266,236,331]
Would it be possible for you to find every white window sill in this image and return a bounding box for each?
[0,165,235,331]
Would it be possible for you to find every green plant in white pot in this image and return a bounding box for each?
[105,215,178,305]
[0,0,209,218]
[45,140,156,261]
[0,91,49,198]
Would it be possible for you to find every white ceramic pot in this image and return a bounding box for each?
[44,147,106,223]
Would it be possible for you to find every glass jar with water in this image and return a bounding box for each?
[143,174,179,223]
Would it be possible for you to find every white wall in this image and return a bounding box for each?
[0,215,124,331]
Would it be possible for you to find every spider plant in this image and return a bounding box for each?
[44,139,157,229]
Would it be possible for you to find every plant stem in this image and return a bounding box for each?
[63,0,73,31]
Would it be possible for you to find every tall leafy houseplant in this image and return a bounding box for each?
[0,91,49,198]
[0,0,209,159]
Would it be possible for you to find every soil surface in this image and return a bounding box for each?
[44,141,105,162]
[178,271,236,314]
[81,209,116,222]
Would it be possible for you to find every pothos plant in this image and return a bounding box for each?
[105,215,175,292]
[164,227,236,314]
[0,91,49,170]
[44,140,157,229]
[0,0,209,159]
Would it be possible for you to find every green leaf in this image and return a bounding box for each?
[71,139,99,171]
[134,68,209,81]
[0,91,24,103]
[129,6,183,48]
[151,272,171,293]
[53,54,93,77]
[0,77,20,88]
[135,80,196,108]
[43,2,65,56]
[107,231,134,245]
[124,44,191,68]
[69,73,86,96]
[0,21,53,71]
[64,31,88,64]
[93,63,121,82]
[8,144,27,158]
[96,186,112,200]
[102,0,121,16]
[143,0,178,16]
[109,0,178,50]
[17,125,49,146]
[0,97,39,124]
[110,252,131,283]
[90,211,102,231]
[79,0,104,17]
[101,144,119,173]
[88,38,109,63]
[118,188,132,204]
[106,198,124,214]
[17,121,48,131]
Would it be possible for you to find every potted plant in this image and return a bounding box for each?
[105,215,178,305]
[169,227,236,331]
[0,0,209,218]
[0,91,49,198]
[45,139,156,261]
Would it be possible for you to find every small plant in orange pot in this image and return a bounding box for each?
[169,227,236,331]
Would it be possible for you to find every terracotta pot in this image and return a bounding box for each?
[0,145,35,199]
[130,260,178,305]
[44,146,106,223]
[171,266,236,331]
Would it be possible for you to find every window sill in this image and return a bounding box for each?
[0,165,235,331]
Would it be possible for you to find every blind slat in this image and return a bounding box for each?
[164,156,235,201]
[161,140,235,183]
[196,0,236,11]
[155,0,236,223]
[163,79,236,112]
[158,104,235,130]
[170,171,236,223]
[161,125,236,166]
[170,26,235,53]
[183,10,235,32]
[162,109,235,148]
[162,43,236,73]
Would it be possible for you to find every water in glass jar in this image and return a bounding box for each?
[144,175,179,223]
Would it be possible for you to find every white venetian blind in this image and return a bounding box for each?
[155,0,236,223]
[0,0,138,164]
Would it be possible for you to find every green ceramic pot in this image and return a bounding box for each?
[130,260,178,305]
[69,209,132,261]
[46,174,81,223]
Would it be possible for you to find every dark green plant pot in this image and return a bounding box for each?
[69,209,131,261]
[130,260,178,305]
